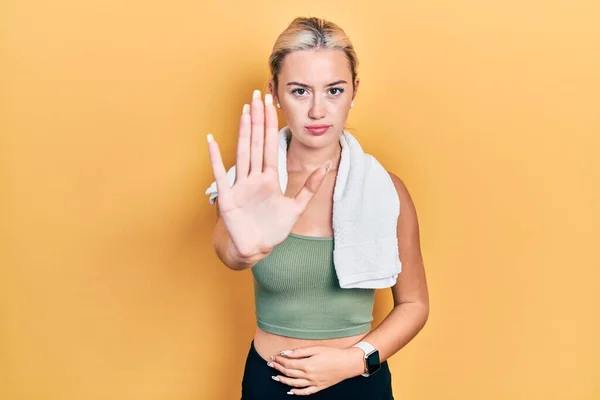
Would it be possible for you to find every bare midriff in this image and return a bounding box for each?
[252,326,369,362]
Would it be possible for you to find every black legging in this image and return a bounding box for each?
[241,341,394,399]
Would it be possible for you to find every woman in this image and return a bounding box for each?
[206,17,429,399]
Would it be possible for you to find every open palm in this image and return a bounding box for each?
[207,90,329,258]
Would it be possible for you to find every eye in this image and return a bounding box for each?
[291,88,308,96]
[328,87,345,96]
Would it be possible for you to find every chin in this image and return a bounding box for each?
[307,134,341,149]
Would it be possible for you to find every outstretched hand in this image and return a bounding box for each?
[207,90,331,259]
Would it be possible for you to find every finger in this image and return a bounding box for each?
[249,89,264,174]
[268,361,305,378]
[272,375,311,388]
[235,104,251,182]
[262,93,279,172]
[207,134,232,200]
[293,162,330,210]
[278,347,321,359]
[272,355,304,371]
[288,386,319,396]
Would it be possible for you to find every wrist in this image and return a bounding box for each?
[227,242,270,269]
[345,347,367,378]
[217,235,270,270]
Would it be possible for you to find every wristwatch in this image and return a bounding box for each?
[352,341,381,377]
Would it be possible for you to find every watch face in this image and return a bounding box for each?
[366,350,381,375]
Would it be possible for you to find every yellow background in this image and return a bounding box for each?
[2,1,599,399]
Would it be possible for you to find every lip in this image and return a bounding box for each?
[305,125,332,136]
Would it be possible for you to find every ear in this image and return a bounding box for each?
[268,78,278,102]
[352,77,360,100]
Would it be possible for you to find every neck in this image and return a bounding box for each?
[286,133,342,173]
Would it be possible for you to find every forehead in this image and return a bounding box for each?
[279,49,352,84]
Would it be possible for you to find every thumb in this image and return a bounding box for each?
[293,161,332,210]
[280,346,323,359]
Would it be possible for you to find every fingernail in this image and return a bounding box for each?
[279,350,292,356]
[324,160,333,172]
[267,362,273,367]
[265,93,273,105]
[242,104,249,114]
[270,355,275,361]
[253,90,261,100]
[207,133,214,143]
[287,391,294,395]
[271,376,280,381]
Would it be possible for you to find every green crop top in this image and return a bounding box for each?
[251,232,375,340]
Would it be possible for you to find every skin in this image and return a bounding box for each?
[208,48,429,396]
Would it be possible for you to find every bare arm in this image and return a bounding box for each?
[346,172,430,374]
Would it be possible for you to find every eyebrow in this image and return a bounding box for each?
[286,80,349,88]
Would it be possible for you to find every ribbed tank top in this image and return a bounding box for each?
[252,232,375,339]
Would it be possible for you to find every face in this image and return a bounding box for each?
[270,49,359,149]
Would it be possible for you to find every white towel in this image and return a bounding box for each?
[205,127,401,289]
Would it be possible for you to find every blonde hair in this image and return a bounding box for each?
[269,17,358,92]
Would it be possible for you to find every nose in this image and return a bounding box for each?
[308,95,326,120]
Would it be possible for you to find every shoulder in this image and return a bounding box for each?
[387,172,405,192]
[387,171,418,218]
[387,172,410,200]
[361,152,416,214]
